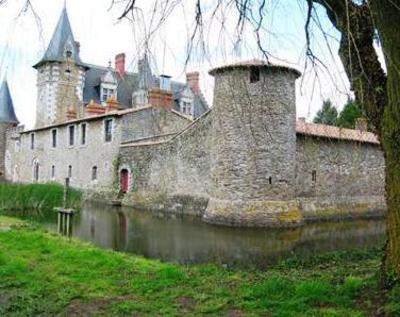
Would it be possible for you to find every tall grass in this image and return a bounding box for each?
[0,182,82,213]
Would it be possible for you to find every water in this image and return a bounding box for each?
[9,203,387,268]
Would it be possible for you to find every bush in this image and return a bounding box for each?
[0,183,82,213]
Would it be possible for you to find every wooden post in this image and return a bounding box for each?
[66,213,70,237]
[57,212,62,233]
[64,178,70,208]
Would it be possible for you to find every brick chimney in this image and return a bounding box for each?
[86,100,105,116]
[148,88,173,111]
[186,71,200,94]
[115,53,126,77]
[106,96,119,113]
[355,117,368,132]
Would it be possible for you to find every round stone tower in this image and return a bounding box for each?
[204,60,302,227]
[0,80,19,179]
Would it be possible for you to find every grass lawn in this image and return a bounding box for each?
[0,215,399,316]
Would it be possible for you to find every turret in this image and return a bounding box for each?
[204,60,302,227]
[0,80,18,179]
[33,5,87,127]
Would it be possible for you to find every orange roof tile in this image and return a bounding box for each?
[296,121,380,145]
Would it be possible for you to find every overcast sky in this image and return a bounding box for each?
[0,0,372,129]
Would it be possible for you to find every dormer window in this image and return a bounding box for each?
[181,101,193,116]
[65,42,73,59]
[101,88,115,102]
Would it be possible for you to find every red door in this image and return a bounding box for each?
[120,169,129,193]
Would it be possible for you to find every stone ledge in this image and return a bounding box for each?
[204,198,303,228]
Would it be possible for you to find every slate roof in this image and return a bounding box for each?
[83,64,137,108]
[83,64,209,117]
[0,80,18,124]
[170,80,209,119]
[33,6,85,69]
[296,120,379,145]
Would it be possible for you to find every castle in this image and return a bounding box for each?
[0,7,386,227]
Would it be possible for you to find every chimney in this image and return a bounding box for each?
[148,88,173,111]
[186,71,200,94]
[115,53,126,77]
[106,96,119,112]
[355,117,368,132]
[160,74,171,91]
[86,100,106,116]
[75,41,80,55]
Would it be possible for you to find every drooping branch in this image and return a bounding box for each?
[309,0,387,134]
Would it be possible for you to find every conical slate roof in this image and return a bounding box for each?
[0,80,18,124]
[33,6,85,69]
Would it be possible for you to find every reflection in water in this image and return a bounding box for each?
[31,204,387,268]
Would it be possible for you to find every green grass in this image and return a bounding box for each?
[0,182,82,214]
[0,218,398,316]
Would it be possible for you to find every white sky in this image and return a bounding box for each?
[0,0,378,129]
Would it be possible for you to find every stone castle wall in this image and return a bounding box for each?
[0,122,13,178]
[119,112,386,227]
[296,136,385,220]
[120,108,190,143]
[205,67,300,227]
[120,112,212,216]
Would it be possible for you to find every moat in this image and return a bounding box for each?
[12,203,386,268]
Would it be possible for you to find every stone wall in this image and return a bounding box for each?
[205,66,301,227]
[120,108,190,143]
[119,112,212,216]
[119,112,386,226]
[296,135,385,221]
[0,123,11,178]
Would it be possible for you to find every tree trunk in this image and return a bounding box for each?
[371,0,400,284]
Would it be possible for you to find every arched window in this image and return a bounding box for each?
[68,165,72,178]
[92,166,97,181]
[51,165,55,179]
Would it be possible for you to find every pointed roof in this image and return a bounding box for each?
[0,80,18,124]
[33,6,85,69]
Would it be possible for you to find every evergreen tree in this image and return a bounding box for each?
[313,99,338,126]
[337,99,362,129]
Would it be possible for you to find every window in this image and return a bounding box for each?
[250,66,260,83]
[30,133,35,150]
[104,119,113,142]
[69,125,75,146]
[68,165,72,178]
[51,165,55,179]
[182,101,192,115]
[33,161,39,182]
[312,170,317,182]
[92,166,98,181]
[81,123,87,145]
[101,88,115,102]
[268,176,272,185]
[51,129,57,148]
[65,68,71,81]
